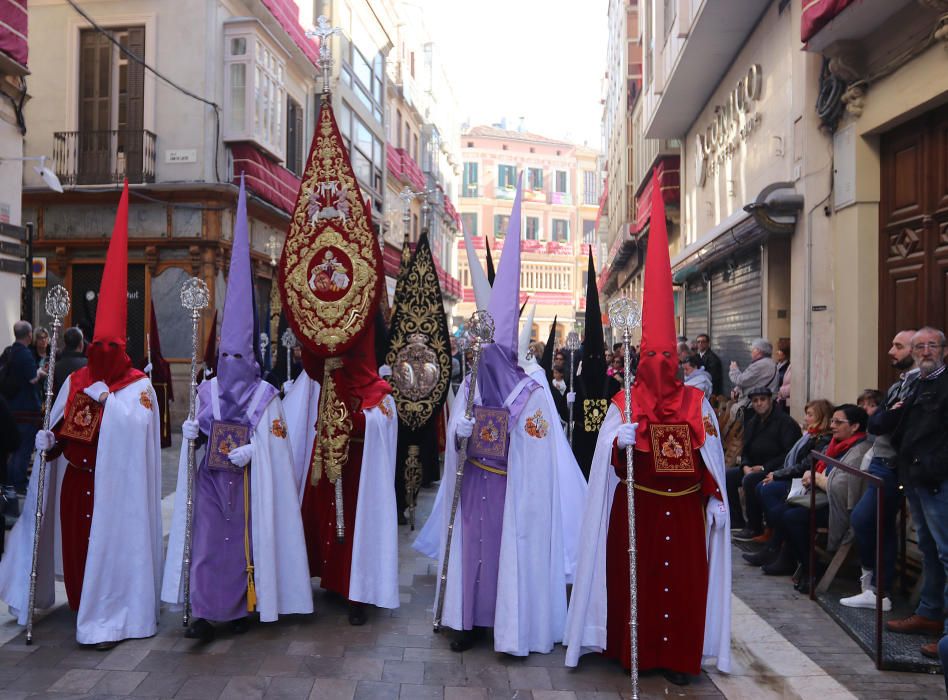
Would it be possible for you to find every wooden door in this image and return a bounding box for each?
[879,103,948,388]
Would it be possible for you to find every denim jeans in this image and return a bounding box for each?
[7,422,37,492]
[758,479,792,549]
[849,458,901,595]
[781,504,828,572]
[905,481,948,633]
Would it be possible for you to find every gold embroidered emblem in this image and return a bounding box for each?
[60,392,103,444]
[139,391,153,410]
[703,414,718,438]
[219,434,238,456]
[271,418,288,439]
[524,409,549,439]
[311,359,352,485]
[76,404,93,427]
[583,399,608,432]
[649,424,696,475]
[379,398,393,419]
[479,424,500,443]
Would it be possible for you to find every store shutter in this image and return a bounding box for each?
[710,252,762,394]
[684,278,708,341]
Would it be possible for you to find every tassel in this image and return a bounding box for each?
[243,465,256,612]
[246,565,257,612]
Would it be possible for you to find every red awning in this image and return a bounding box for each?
[231,143,302,215]
[801,0,856,44]
[0,0,28,67]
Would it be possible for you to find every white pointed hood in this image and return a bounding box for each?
[518,304,540,373]
[463,226,491,311]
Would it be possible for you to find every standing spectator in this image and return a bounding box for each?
[0,393,19,539]
[53,327,88,400]
[31,327,50,374]
[877,327,948,659]
[677,341,691,364]
[682,355,712,399]
[727,386,802,540]
[838,345,917,612]
[728,338,779,412]
[695,334,723,397]
[4,321,43,500]
[775,339,790,391]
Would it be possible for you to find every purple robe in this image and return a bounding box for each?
[458,386,533,629]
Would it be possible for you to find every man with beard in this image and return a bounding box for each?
[564,179,731,685]
[162,178,312,640]
[0,183,163,649]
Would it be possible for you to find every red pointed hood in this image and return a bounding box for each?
[93,182,130,346]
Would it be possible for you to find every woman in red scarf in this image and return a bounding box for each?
[775,403,871,594]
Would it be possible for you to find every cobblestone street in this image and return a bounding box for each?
[0,437,942,699]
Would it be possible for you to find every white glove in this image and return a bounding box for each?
[83,381,110,403]
[181,419,200,441]
[35,430,55,452]
[378,364,392,378]
[616,422,638,449]
[282,379,295,394]
[143,362,153,374]
[456,416,475,439]
[227,443,253,468]
[706,499,727,529]
[566,391,576,406]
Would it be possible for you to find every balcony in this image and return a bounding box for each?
[802,0,914,51]
[549,191,571,206]
[460,184,479,198]
[53,130,157,186]
[495,186,516,201]
[523,189,546,203]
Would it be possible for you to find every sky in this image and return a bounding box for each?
[412,0,609,150]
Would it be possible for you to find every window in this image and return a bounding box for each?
[498,164,517,189]
[224,24,286,159]
[396,110,402,148]
[494,214,510,238]
[583,170,599,205]
[525,216,540,240]
[552,219,569,242]
[554,170,568,193]
[342,37,384,124]
[462,162,478,197]
[285,97,304,175]
[336,100,384,211]
[664,0,678,39]
[527,167,543,191]
[412,213,419,240]
[461,212,477,235]
[582,219,596,245]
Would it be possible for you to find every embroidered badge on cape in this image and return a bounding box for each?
[524,409,549,439]
[648,424,697,475]
[271,418,288,439]
[703,414,718,438]
[60,392,104,444]
[583,399,608,432]
[139,391,153,410]
[468,405,510,461]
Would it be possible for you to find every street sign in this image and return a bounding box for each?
[32,257,47,288]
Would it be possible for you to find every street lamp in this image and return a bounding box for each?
[0,155,64,193]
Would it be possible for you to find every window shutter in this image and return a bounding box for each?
[125,27,146,182]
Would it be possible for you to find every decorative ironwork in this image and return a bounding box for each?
[53,129,157,186]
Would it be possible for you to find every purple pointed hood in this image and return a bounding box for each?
[198,175,275,431]
[476,173,535,414]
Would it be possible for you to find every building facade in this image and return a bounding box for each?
[600,0,948,411]
[456,125,602,342]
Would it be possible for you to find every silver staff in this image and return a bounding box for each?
[607,297,642,700]
[280,327,298,389]
[25,285,71,645]
[565,331,579,446]
[433,310,494,632]
[180,277,210,627]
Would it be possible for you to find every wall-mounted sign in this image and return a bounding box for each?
[165,149,197,164]
[32,257,47,288]
[695,64,763,187]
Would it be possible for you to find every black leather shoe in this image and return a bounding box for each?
[348,603,367,626]
[94,640,119,651]
[662,669,691,686]
[761,546,796,576]
[185,618,215,643]
[732,527,760,542]
[229,617,249,635]
[743,547,779,567]
[450,629,477,653]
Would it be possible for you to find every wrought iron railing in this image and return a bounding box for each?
[53,129,157,186]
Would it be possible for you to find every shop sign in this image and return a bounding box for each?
[695,64,763,186]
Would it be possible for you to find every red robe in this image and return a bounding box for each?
[604,439,721,675]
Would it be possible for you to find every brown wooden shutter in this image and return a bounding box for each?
[124,27,146,181]
[78,29,112,183]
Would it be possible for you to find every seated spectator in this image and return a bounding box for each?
[727,386,802,541]
[772,404,870,594]
[728,338,780,415]
[682,355,712,399]
[743,399,835,569]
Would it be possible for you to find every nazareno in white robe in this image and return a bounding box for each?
[161,380,314,622]
[283,375,401,610]
[414,376,569,656]
[0,375,163,645]
[562,399,732,673]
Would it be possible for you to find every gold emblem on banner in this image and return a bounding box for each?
[280,100,380,356]
[311,359,352,485]
[583,399,609,432]
[394,334,440,400]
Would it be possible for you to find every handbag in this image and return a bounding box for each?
[786,479,828,509]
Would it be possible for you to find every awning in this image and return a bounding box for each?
[231,143,302,216]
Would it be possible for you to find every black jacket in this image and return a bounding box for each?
[699,349,723,396]
[0,395,20,484]
[770,432,832,480]
[740,407,803,473]
[885,369,948,487]
[53,350,88,400]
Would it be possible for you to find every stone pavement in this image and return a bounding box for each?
[0,436,943,699]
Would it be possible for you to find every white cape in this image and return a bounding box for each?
[282,372,321,503]
[563,399,732,673]
[527,366,587,583]
[161,380,314,621]
[414,377,569,656]
[0,376,163,644]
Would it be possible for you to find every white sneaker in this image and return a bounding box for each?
[840,589,892,611]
